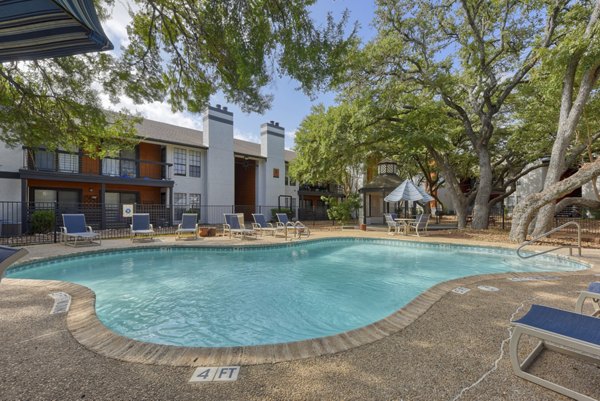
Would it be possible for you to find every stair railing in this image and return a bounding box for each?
[516,221,582,259]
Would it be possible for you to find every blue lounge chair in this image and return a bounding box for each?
[575,282,600,317]
[223,213,256,239]
[61,214,101,246]
[130,213,155,242]
[510,304,600,400]
[176,213,199,240]
[252,214,277,236]
[276,213,309,239]
[0,245,27,278]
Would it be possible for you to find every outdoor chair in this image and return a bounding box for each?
[223,213,256,239]
[276,213,310,239]
[384,213,402,234]
[252,214,277,236]
[407,213,430,236]
[130,213,155,242]
[61,214,101,247]
[510,304,600,401]
[0,245,27,278]
[176,213,199,240]
[575,282,600,317]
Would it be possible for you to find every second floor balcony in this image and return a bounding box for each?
[21,148,173,183]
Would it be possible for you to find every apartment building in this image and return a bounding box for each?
[0,105,299,232]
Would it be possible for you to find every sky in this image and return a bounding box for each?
[100,1,377,150]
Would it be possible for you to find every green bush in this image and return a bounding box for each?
[321,194,361,225]
[31,210,55,234]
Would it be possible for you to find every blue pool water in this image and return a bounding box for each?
[6,239,587,347]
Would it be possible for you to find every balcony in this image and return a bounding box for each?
[21,148,173,186]
[298,183,344,197]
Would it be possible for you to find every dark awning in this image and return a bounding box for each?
[359,174,403,193]
[0,0,113,62]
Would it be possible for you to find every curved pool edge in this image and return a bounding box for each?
[1,238,596,366]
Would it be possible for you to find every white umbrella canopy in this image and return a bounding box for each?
[384,179,434,203]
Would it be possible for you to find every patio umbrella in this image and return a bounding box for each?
[0,0,113,63]
[384,179,434,203]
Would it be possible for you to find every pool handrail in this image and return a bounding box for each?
[516,221,581,259]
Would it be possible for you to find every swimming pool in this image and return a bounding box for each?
[5,238,587,347]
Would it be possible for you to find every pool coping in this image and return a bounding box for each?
[1,237,597,366]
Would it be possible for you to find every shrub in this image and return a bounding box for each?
[31,210,55,234]
[321,194,361,225]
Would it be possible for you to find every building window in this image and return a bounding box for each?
[189,150,201,177]
[285,164,296,186]
[174,192,187,220]
[189,193,201,208]
[174,148,186,176]
[34,150,56,171]
[273,168,279,178]
[174,192,187,205]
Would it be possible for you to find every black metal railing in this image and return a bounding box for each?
[23,148,173,181]
[3,199,596,246]
[0,201,340,245]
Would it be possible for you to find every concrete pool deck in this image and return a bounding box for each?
[1,230,599,400]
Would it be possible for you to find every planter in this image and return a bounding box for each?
[199,227,217,237]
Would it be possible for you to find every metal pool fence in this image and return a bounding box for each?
[0,201,334,245]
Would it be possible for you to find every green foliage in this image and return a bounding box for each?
[1,1,354,152]
[0,57,140,156]
[30,210,55,234]
[113,0,355,114]
[321,194,361,225]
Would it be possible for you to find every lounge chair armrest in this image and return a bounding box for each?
[60,226,67,234]
[86,226,93,232]
[223,223,231,230]
[177,223,183,230]
[149,224,153,229]
[575,290,600,314]
[276,222,285,229]
[130,224,133,230]
[251,223,260,229]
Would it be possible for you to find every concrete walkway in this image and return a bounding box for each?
[1,231,599,400]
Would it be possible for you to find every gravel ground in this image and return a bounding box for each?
[1,232,599,401]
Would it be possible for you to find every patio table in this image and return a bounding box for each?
[394,218,416,235]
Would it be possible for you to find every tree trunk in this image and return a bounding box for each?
[532,0,600,236]
[471,147,493,229]
[428,147,469,228]
[509,159,600,242]
[555,197,600,214]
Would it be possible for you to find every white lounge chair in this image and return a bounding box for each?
[223,213,256,239]
[384,213,402,234]
[252,214,277,236]
[510,304,600,401]
[407,213,430,236]
[575,282,600,317]
[176,213,199,240]
[276,213,309,239]
[61,214,101,246]
[130,213,155,242]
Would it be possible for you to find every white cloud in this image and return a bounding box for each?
[285,129,297,150]
[104,0,133,48]
[234,128,259,143]
[100,93,203,130]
